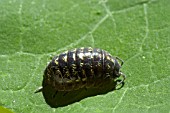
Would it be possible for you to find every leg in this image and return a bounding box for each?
[34,87,43,93]
[116,79,125,90]
[52,91,58,98]
[63,92,68,96]
[116,56,124,66]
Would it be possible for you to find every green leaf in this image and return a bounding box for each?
[0,0,169,113]
[0,106,13,113]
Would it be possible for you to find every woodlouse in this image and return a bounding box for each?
[35,47,126,93]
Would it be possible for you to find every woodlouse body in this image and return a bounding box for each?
[36,47,126,93]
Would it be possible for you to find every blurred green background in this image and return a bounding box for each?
[0,0,169,113]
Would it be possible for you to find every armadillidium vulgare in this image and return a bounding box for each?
[35,47,126,94]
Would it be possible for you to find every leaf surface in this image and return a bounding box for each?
[0,0,169,113]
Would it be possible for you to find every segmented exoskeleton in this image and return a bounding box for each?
[35,47,126,93]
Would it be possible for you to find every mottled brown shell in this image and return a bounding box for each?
[41,47,126,91]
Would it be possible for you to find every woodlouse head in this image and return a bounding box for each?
[114,59,121,77]
[114,57,126,88]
